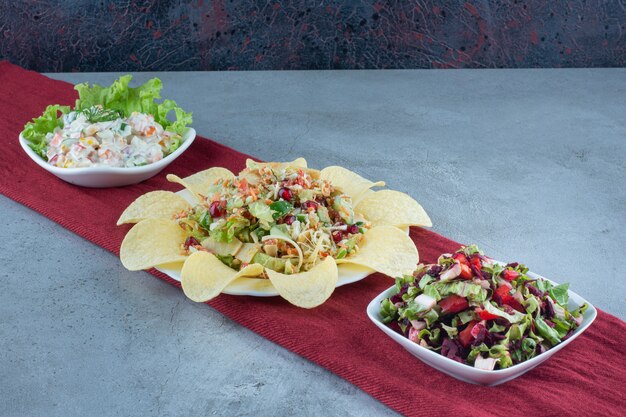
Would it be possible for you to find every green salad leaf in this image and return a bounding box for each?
[433,281,488,302]
[22,105,70,158]
[249,201,275,228]
[549,283,569,306]
[380,299,398,324]
[210,217,250,243]
[270,200,294,220]
[535,316,562,346]
[75,75,192,135]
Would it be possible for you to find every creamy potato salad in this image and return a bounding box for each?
[46,106,181,168]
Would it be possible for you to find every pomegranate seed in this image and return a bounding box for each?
[301,200,318,211]
[184,236,200,249]
[209,201,224,217]
[278,187,293,201]
[332,231,343,243]
[348,224,360,234]
[315,196,328,206]
[283,215,296,225]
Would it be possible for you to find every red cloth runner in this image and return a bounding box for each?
[1,61,624,416]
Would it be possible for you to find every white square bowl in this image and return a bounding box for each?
[366,268,597,386]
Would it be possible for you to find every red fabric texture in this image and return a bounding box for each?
[1,61,624,416]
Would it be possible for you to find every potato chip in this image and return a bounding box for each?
[182,167,235,195]
[201,236,243,256]
[319,166,385,202]
[116,191,190,225]
[355,189,432,228]
[120,219,188,271]
[241,158,310,186]
[245,157,308,170]
[166,174,203,202]
[305,168,322,180]
[181,252,264,302]
[265,257,338,308]
[336,225,418,277]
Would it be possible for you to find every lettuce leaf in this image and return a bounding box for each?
[422,284,441,301]
[433,281,487,302]
[482,301,526,323]
[75,75,192,135]
[394,275,415,292]
[535,316,562,346]
[210,217,250,243]
[549,283,569,306]
[380,299,398,324]
[22,105,70,158]
[570,303,588,318]
[249,201,275,228]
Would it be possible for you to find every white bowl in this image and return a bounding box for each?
[18,128,196,188]
[366,267,597,386]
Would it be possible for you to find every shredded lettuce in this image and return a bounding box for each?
[394,275,415,292]
[418,328,441,345]
[570,303,588,318]
[210,216,250,243]
[489,322,507,333]
[549,283,569,306]
[249,201,275,228]
[550,317,572,338]
[422,284,441,301]
[433,281,488,302]
[380,299,398,324]
[523,295,541,316]
[422,309,439,327]
[461,244,483,256]
[535,316,562,346]
[418,274,435,289]
[483,301,526,323]
[269,224,291,240]
[441,323,458,338]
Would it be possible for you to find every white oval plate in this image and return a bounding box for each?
[19,128,196,188]
[155,188,392,296]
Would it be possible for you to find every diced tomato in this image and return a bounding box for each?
[439,295,469,314]
[493,284,526,313]
[470,256,482,271]
[493,284,513,305]
[476,308,500,321]
[459,262,473,279]
[502,269,519,281]
[458,321,477,348]
[453,252,469,265]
